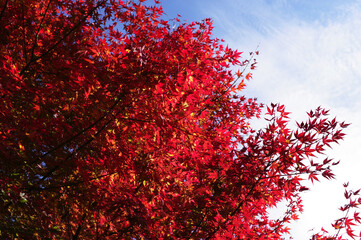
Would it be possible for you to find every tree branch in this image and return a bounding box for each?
[29,0,53,63]
[204,161,273,240]
[19,0,106,76]
[30,92,123,166]
[0,0,9,22]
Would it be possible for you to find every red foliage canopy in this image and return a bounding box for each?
[0,0,357,239]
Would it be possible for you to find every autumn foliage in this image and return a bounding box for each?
[0,0,359,239]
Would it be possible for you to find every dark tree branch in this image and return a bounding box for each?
[39,114,114,182]
[29,0,53,62]
[72,213,86,240]
[203,161,273,240]
[0,0,9,22]
[187,210,208,239]
[30,92,124,166]
[22,3,27,62]
[19,0,106,76]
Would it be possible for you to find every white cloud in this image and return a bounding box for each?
[202,0,361,238]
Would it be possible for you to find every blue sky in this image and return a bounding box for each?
[160,1,361,239]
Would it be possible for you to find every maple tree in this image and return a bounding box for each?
[0,0,359,239]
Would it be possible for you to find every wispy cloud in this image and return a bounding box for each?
[200,0,361,238]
